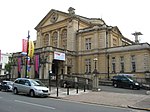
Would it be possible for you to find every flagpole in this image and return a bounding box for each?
[25,31,30,78]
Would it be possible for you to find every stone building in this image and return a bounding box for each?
[12,7,150,82]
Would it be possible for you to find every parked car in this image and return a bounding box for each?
[111,75,140,90]
[0,80,13,91]
[13,78,50,97]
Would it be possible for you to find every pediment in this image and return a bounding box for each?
[112,26,122,36]
[35,9,69,30]
[35,9,103,31]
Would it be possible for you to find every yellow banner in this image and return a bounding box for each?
[28,40,34,58]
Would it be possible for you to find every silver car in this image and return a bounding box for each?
[0,80,13,91]
[13,78,50,97]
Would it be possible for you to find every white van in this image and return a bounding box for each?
[13,78,50,97]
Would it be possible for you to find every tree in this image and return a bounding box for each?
[5,55,14,79]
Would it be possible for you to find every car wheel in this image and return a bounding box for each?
[29,90,35,97]
[130,85,133,89]
[13,88,18,94]
[114,83,118,88]
[5,88,8,92]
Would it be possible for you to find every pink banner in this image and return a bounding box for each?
[22,39,27,54]
[35,55,39,74]
[18,57,21,72]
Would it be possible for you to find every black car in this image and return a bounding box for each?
[111,75,140,90]
[60,80,75,88]
[0,81,13,91]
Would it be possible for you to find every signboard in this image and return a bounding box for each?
[54,51,65,61]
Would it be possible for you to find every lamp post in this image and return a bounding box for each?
[106,28,110,80]
[49,70,52,91]
[93,58,98,73]
[107,54,110,80]
[25,31,30,78]
[93,57,98,91]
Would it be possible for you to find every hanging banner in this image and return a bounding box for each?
[54,51,65,61]
[28,40,34,58]
[34,55,39,74]
[27,57,30,71]
[17,57,21,73]
[27,57,31,77]
[22,39,27,55]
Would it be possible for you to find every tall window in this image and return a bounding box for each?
[131,55,136,72]
[143,53,149,71]
[120,56,124,73]
[43,34,49,47]
[52,31,58,47]
[85,59,91,73]
[113,38,117,47]
[111,57,116,73]
[85,38,91,50]
[61,29,67,49]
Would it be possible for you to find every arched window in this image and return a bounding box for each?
[61,29,67,49]
[43,34,49,47]
[52,31,58,47]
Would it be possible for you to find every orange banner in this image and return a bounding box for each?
[28,40,34,58]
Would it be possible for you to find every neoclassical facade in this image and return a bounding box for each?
[12,7,150,81]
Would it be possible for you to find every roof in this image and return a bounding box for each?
[107,43,150,53]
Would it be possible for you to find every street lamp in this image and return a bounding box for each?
[25,31,30,78]
[93,58,98,74]
[106,54,110,80]
[93,57,98,91]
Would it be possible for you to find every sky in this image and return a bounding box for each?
[0,0,150,54]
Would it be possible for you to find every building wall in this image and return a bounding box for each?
[11,8,150,80]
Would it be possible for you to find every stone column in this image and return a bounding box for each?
[44,63,49,79]
[39,65,42,79]
[48,33,51,46]
[92,74,99,91]
[49,52,53,71]
[94,30,98,49]
[57,30,60,48]
[64,59,68,74]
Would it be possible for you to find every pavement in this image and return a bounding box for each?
[49,87,150,111]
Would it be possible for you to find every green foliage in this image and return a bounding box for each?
[5,56,14,73]
[5,63,11,73]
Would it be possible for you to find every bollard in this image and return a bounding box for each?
[84,85,86,92]
[67,87,69,95]
[57,86,59,97]
[76,86,78,94]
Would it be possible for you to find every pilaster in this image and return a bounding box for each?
[57,30,60,48]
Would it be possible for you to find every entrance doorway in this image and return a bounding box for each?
[52,60,59,75]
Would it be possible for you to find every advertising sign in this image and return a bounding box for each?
[54,51,65,61]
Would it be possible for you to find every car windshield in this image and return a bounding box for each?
[7,81,13,85]
[30,80,45,86]
[127,77,133,82]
